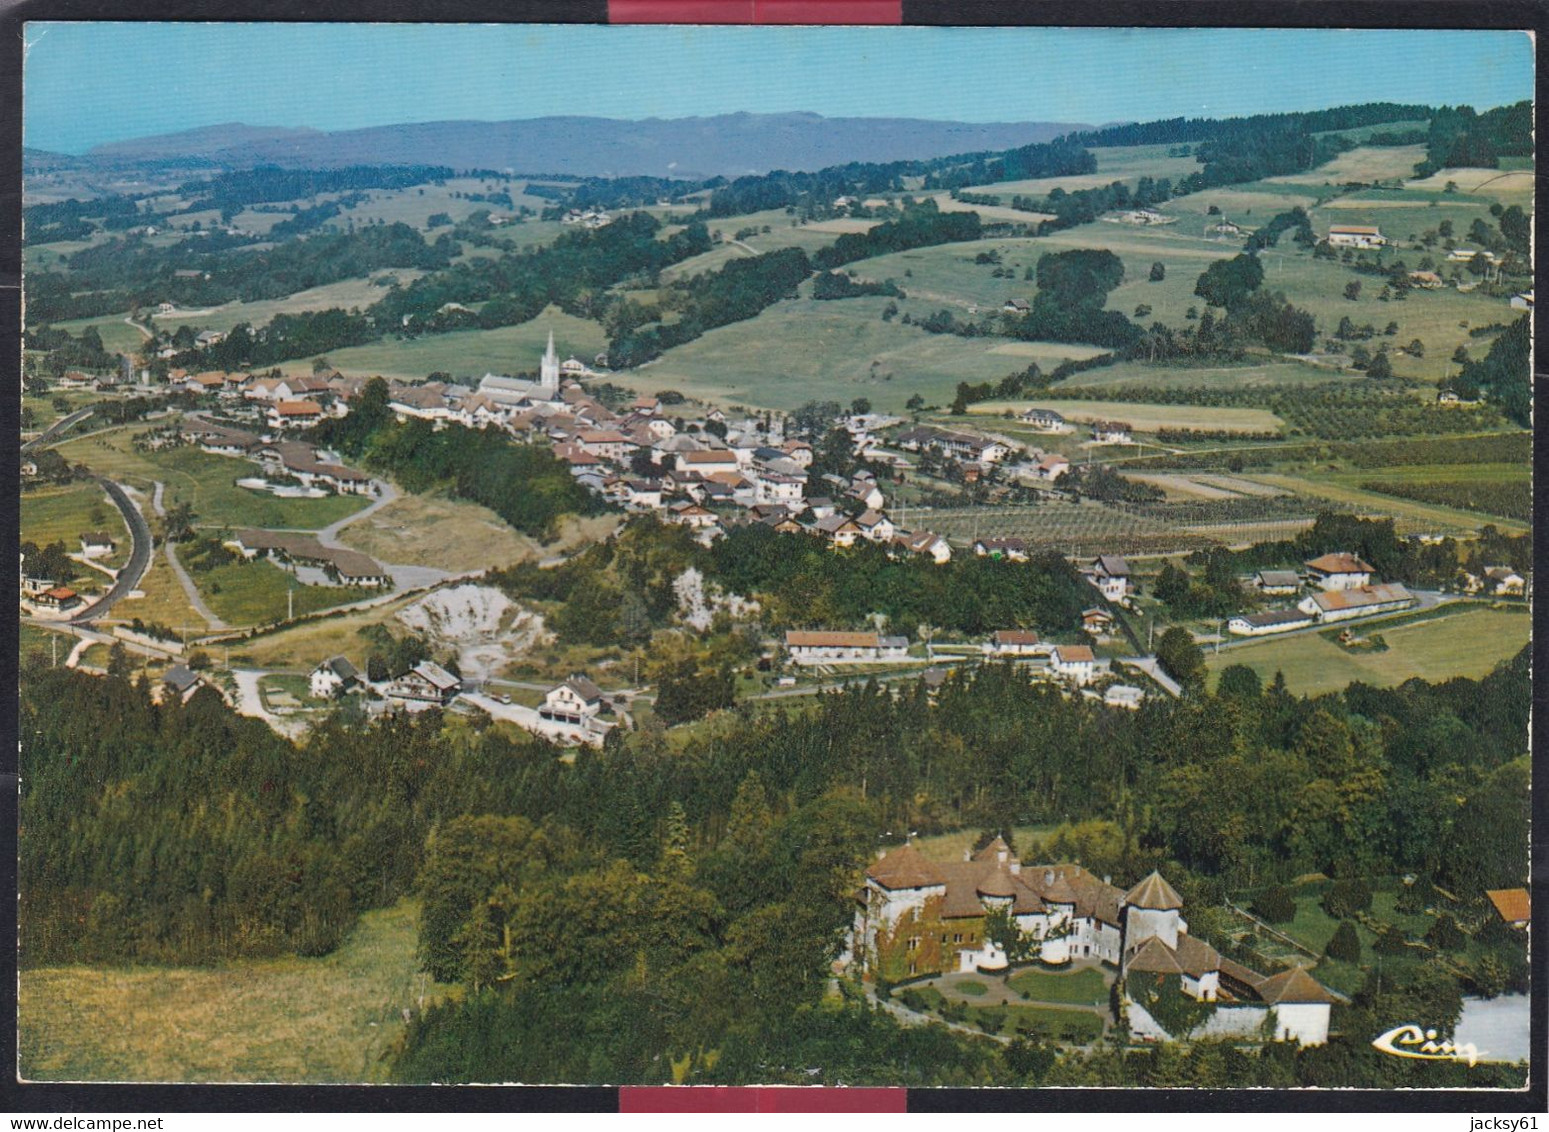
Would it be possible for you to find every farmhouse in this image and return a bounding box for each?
[540,676,605,726]
[1254,569,1301,596]
[310,656,361,699]
[1228,608,1316,637]
[851,844,1333,1045]
[895,425,1011,465]
[1002,298,1031,313]
[1034,454,1071,482]
[1088,555,1132,604]
[986,629,1042,657]
[785,630,909,665]
[1051,644,1099,685]
[1326,224,1385,249]
[1304,552,1374,591]
[33,585,82,613]
[1298,582,1416,623]
[384,661,461,707]
[1081,607,1116,635]
[894,529,953,565]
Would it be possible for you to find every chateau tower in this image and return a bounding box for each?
[540,329,560,394]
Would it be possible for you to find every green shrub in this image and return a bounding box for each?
[1323,878,1372,919]
[1325,920,1361,962]
[1252,885,1297,924]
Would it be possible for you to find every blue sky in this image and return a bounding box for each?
[23,24,1535,154]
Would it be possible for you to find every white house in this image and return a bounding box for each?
[1051,644,1099,686]
[785,630,909,665]
[540,676,604,726]
[1104,684,1145,710]
[1228,609,1316,637]
[855,509,894,543]
[1019,408,1073,433]
[894,530,952,565]
[974,537,1028,562]
[310,656,361,699]
[1326,224,1385,249]
[1090,420,1133,445]
[1484,566,1526,596]
[1304,552,1374,591]
[1254,569,1301,596]
[384,661,462,707]
[1298,582,1416,624]
[79,532,116,558]
[986,629,1043,657]
[1090,555,1132,604]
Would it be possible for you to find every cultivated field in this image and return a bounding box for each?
[969,398,1285,433]
[1245,472,1529,535]
[963,143,1205,198]
[19,900,449,1084]
[1206,606,1529,695]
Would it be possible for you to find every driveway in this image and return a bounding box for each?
[231,668,310,740]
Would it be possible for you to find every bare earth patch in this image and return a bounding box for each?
[336,492,539,573]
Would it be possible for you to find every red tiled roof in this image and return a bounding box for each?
[865,844,943,891]
[1486,888,1530,924]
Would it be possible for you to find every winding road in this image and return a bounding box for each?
[22,407,94,453]
[69,479,152,625]
[150,481,229,630]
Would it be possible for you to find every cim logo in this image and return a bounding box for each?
[1371,1023,1483,1066]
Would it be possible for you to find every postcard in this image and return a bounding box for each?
[15,20,1536,1100]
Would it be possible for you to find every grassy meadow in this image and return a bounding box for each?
[1205,605,1529,696]
[967,398,1285,434]
[20,481,131,567]
[19,900,449,1084]
[196,559,376,628]
[334,490,540,573]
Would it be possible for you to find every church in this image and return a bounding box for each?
[850,838,1335,1045]
[477,329,567,406]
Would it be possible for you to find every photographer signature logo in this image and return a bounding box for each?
[1372,1024,1482,1066]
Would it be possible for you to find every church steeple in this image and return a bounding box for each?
[540,329,559,393]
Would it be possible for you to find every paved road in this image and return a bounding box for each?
[22,407,94,453]
[70,480,152,625]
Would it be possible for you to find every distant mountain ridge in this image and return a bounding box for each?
[75,112,1090,179]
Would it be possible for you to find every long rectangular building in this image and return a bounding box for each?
[785,630,909,665]
[1297,582,1415,623]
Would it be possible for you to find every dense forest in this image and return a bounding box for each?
[19,624,1529,1084]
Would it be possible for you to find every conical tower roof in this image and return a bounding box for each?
[1257,965,1336,1005]
[866,843,943,891]
[1124,871,1184,911]
[976,861,1018,898]
[972,836,1012,862]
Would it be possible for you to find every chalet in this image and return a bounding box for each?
[79,532,116,558]
[268,400,325,430]
[974,537,1028,561]
[1254,569,1301,596]
[1485,888,1530,929]
[806,496,837,520]
[1304,552,1374,591]
[1104,685,1145,710]
[1089,555,1132,603]
[851,849,1334,1046]
[667,501,718,530]
[894,530,952,565]
[1090,420,1133,445]
[33,585,82,612]
[384,661,461,707]
[1326,224,1385,249]
[855,509,894,543]
[540,676,604,726]
[986,629,1042,657]
[310,656,361,699]
[1051,644,1099,686]
[785,630,909,665]
[1034,454,1070,482]
[1019,408,1071,433]
[1298,582,1416,623]
[1082,607,1116,635]
[1228,609,1315,637]
[813,514,864,548]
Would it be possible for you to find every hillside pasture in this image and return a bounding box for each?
[1207,606,1528,696]
[307,305,607,381]
[962,143,1204,198]
[21,481,131,568]
[51,313,151,356]
[613,296,1050,412]
[335,491,541,573]
[1264,145,1430,187]
[151,274,422,335]
[1406,167,1535,207]
[1056,358,1355,390]
[968,399,1285,434]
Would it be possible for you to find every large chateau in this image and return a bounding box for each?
[850,838,1335,1045]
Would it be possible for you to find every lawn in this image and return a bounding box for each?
[1206,606,1529,696]
[260,672,325,710]
[967,398,1285,434]
[997,1004,1104,1042]
[18,899,450,1084]
[910,826,1058,863]
[305,305,607,381]
[53,426,370,531]
[1007,966,1110,1006]
[224,590,429,670]
[21,481,131,568]
[195,559,376,629]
